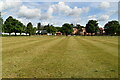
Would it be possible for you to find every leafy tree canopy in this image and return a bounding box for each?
[86,20,99,35]
[46,25,57,34]
[61,23,73,36]
[26,22,33,36]
[104,20,119,35]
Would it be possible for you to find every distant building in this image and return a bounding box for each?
[41,30,47,35]
[73,28,79,35]
[36,30,41,35]
[72,25,86,35]
[80,28,86,36]
[2,32,28,35]
[47,33,52,36]
[56,32,62,36]
[72,25,79,35]
[99,28,105,35]
[36,30,47,35]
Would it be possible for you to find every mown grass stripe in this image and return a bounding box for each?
[2,36,118,78]
[74,36,118,78]
[2,37,66,78]
[27,36,70,78]
[2,37,58,53]
[2,36,56,48]
[83,36,118,46]
[80,37,118,57]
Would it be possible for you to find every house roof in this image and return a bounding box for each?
[99,28,104,30]
[56,32,62,33]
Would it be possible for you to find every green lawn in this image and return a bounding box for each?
[2,36,118,78]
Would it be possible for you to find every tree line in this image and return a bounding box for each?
[1,16,120,36]
[0,13,3,33]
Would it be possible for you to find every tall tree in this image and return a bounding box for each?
[37,22,41,35]
[17,21,26,35]
[104,20,119,35]
[0,12,3,33]
[37,22,41,30]
[3,16,14,35]
[26,22,33,36]
[61,23,73,36]
[12,19,23,36]
[3,16,25,36]
[85,20,99,35]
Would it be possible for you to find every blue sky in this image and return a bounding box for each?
[0,1,118,27]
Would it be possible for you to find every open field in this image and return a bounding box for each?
[2,36,118,78]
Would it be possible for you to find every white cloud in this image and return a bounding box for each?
[47,7,53,18]
[0,1,3,12]
[107,10,118,16]
[41,21,49,26]
[98,15,109,21]
[51,2,71,15]
[15,2,90,23]
[0,0,21,12]
[88,15,97,20]
[68,7,81,16]
[71,17,81,24]
[1,12,7,16]
[18,5,41,19]
[2,2,116,28]
[87,14,109,21]
[17,17,31,26]
[81,7,90,13]
[40,7,53,20]
[50,2,89,17]
[40,21,54,26]
[99,2,110,9]
[40,2,70,20]
[39,2,90,25]
[2,0,22,2]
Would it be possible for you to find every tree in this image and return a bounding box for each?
[3,16,25,36]
[12,19,25,36]
[104,20,119,35]
[26,22,33,36]
[37,22,41,35]
[76,24,84,35]
[37,22,41,30]
[55,27,61,32]
[32,27,37,35]
[18,24,26,35]
[44,24,49,30]
[85,20,99,35]
[18,23,26,35]
[77,24,82,30]
[3,16,14,35]
[116,25,120,36]
[61,23,73,36]
[0,12,3,33]
[46,25,57,35]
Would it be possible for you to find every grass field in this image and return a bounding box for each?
[2,36,118,78]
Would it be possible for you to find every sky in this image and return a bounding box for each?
[0,0,118,27]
